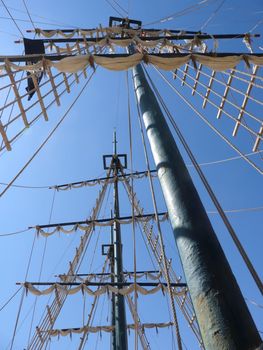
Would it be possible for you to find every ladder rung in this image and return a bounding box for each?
[76,41,87,78]
[32,74,48,121]
[55,46,70,93]
[5,60,29,127]
[232,65,258,136]
[252,124,263,152]
[192,63,202,96]
[66,43,79,84]
[46,66,61,106]
[217,69,235,119]
[181,63,189,86]
[202,70,216,109]
[0,121,11,151]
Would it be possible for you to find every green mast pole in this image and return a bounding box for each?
[110,216,116,350]
[112,132,128,350]
[131,62,262,350]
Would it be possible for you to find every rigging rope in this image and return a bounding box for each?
[111,0,128,15]
[2,3,79,28]
[77,256,110,350]
[0,15,77,28]
[0,0,24,37]
[0,62,27,151]
[219,70,263,162]
[22,0,36,29]
[0,228,31,237]
[0,69,96,198]
[176,66,263,125]
[144,64,263,295]
[10,288,26,350]
[0,45,102,156]
[207,206,263,214]
[200,0,226,31]
[143,0,216,27]
[0,287,22,312]
[87,182,112,274]
[191,150,263,167]
[94,288,107,350]
[245,298,263,309]
[0,150,261,190]
[185,64,263,106]
[121,179,203,346]
[173,67,262,141]
[9,231,37,349]
[27,189,56,346]
[126,70,139,350]
[105,0,124,17]
[249,18,263,33]
[153,66,263,175]
[27,167,112,349]
[0,72,75,155]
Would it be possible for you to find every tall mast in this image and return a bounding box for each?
[131,60,261,350]
[110,212,116,350]
[111,132,128,350]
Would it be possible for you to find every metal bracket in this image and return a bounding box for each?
[102,244,113,256]
[109,16,142,29]
[103,154,127,169]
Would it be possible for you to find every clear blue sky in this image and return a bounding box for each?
[0,0,262,349]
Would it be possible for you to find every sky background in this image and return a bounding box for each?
[0,0,262,349]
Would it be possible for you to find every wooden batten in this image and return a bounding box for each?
[217,69,235,119]
[46,305,54,326]
[181,63,189,86]
[76,41,87,78]
[202,70,216,109]
[46,66,61,106]
[90,31,97,54]
[232,65,258,136]
[82,36,90,54]
[4,60,29,127]
[54,287,62,307]
[66,43,79,84]
[253,124,263,152]
[192,64,202,95]
[55,46,70,93]
[0,120,11,151]
[31,74,48,121]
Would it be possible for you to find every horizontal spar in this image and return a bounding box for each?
[16,33,260,44]
[51,169,156,190]
[43,321,176,336]
[30,212,168,229]
[17,282,187,287]
[1,52,263,63]
[19,282,187,297]
[26,28,203,34]
[62,270,160,276]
